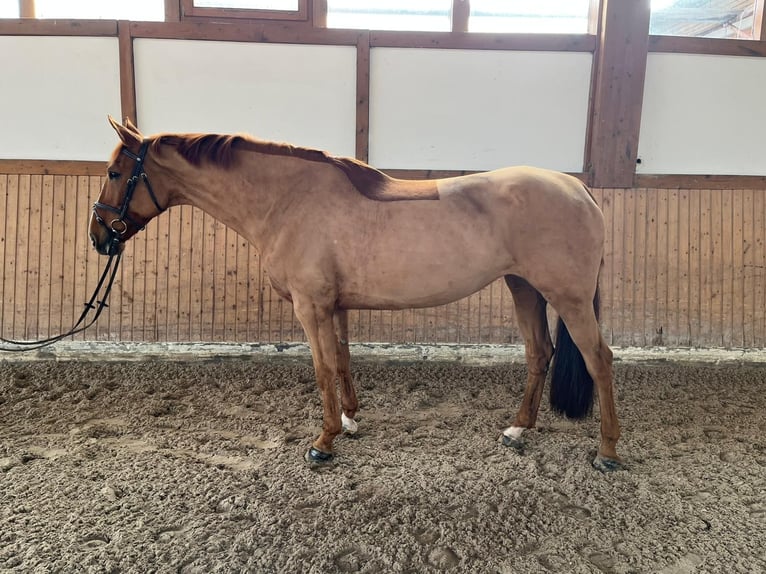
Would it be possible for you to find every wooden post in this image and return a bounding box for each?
[452,0,470,33]
[20,0,35,18]
[586,0,651,188]
[754,0,766,40]
[164,0,181,22]
[311,0,327,28]
[355,32,370,162]
[118,22,137,125]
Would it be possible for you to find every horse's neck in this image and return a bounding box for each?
[172,153,335,250]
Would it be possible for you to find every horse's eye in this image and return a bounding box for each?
[108,171,120,180]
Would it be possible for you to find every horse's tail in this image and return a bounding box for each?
[549,286,600,419]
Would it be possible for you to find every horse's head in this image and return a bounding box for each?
[89,116,167,255]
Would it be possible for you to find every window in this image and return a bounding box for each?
[650,0,760,39]
[31,0,164,21]
[182,0,307,20]
[468,0,593,34]
[1,3,20,18]
[326,0,452,32]
[192,0,299,9]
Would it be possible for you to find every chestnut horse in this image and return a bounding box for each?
[90,117,621,472]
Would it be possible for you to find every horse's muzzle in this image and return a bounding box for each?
[90,230,124,256]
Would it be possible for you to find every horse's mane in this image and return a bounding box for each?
[149,133,395,200]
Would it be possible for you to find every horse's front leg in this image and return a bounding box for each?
[293,298,342,464]
[334,310,359,435]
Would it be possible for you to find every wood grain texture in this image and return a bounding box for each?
[587,0,651,188]
[2,173,766,348]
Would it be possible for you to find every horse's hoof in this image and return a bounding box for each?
[304,446,334,465]
[592,454,624,472]
[500,433,525,453]
[341,413,358,435]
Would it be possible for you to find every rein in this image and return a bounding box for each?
[0,252,122,352]
[0,141,165,352]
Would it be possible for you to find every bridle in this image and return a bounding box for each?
[92,140,166,255]
[0,140,166,352]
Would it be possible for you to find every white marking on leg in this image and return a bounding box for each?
[503,426,525,440]
[342,413,358,435]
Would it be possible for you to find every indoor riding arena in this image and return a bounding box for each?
[1,2,765,573]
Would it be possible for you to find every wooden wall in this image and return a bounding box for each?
[2,173,764,348]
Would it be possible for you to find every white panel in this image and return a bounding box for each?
[134,39,356,157]
[638,53,766,175]
[0,36,122,161]
[369,48,592,172]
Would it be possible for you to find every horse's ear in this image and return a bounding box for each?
[108,115,141,146]
[123,116,140,134]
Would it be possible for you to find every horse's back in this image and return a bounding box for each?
[434,166,602,239]
[432,166,605,298]
[436,166,595,207]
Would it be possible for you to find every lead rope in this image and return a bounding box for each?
[0,249,122,352]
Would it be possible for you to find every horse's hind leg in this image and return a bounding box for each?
[334,310,359,435]
[555,300,621,471]
[500,275,554,451]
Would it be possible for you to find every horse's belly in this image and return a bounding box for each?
[337,263,504,311]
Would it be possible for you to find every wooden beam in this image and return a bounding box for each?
[118,21,137,125]
[452,0,470,33]
[649,35,766,57]
[0,160,106,176]
[355,32,370,162]
[635,174,766,190]
[311,0,327,28]
[164,0,181,22]
[0,19,117,35]
[755,0,766,41]
[20,0,35,18]
[587,0,651,188]
[587,0,602,35]
[130,20,359,44]
[371,31,596,51]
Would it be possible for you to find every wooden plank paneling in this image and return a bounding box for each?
[36,176,53,338]
[699,189,713,344]
[60,176,77,336]
[86,177,104,340]
[71,176,88,341]
[756,189,766,342]
[688,189,701,344]
[3,173,766,348]
[2,176,15,338]
[679,190,692,345]
[732,190,745,347]
[596,188,613,344]
[644,187,658,345]
[711,191,724,345]
[611,188,626,344]
[25,175,41,339]
[11,176,26,338]
[667,189,680,345]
